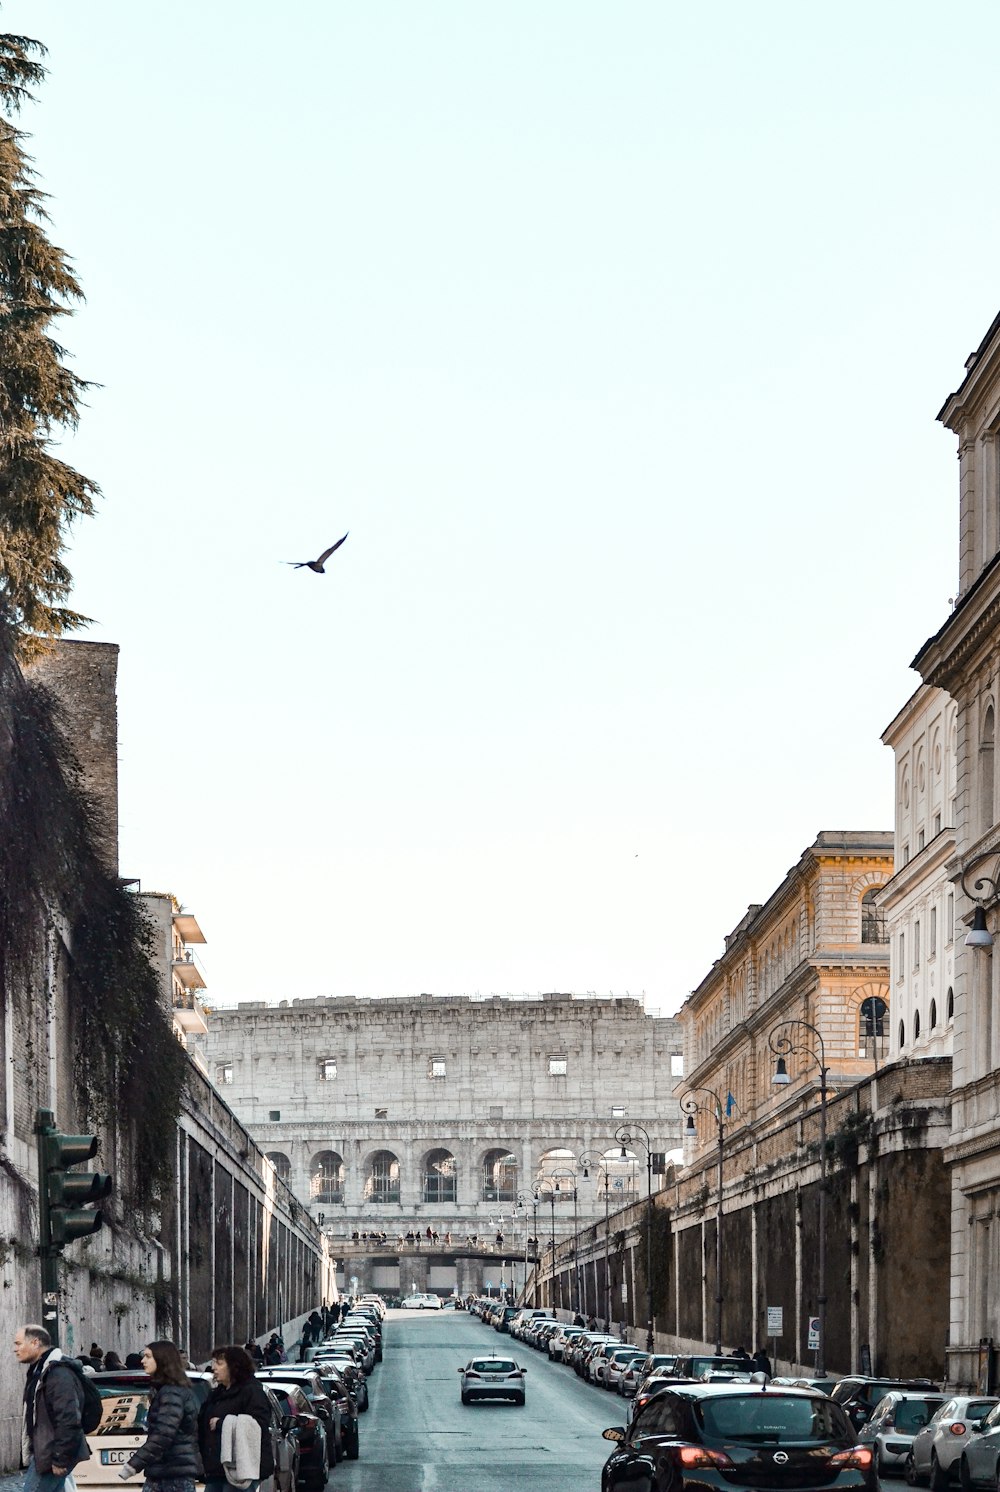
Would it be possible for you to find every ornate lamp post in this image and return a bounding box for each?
[576,1149,604,1320]
[615,1121,655,1350]
[961,852,1000,948]
[533,1178,558,1308]
[679,1087,726,1354]
[770,1018,829,1376]
[551,1168,580,1314]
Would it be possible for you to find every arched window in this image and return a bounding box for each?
[898,1019,905,1050]
[422,1148,457,1203]
[947,987,955,1019]
[481,1150,517,1202]
[861,890,886,944]
[981,704,995,834]
[929,999,938,1030]
[310,1151,344,1204]
[265,1151,290,1183]
[914,1009,921,1040]
[858,996,888,1059]
[363,1150,400,1204]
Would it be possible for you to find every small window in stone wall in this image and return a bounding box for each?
[216,1063,233,1085]
[375,1107,387,1119]
[319,1058,337,1081]
[268,1109,281,1121]
[670,1054,684,1077]
[651,1152,667,1174]
[429,1058,447,1079]
[489,1104,503,1119]
[548,1057,567,1076]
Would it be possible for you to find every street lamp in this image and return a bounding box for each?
[679,1087,725,1354]
[576,1149,604,1320]
[533,1179,557,1308]
[614,1121,655,1351]
[770,1018,828,1376]
[961,853,1000,948]
[551,1168,581,1314]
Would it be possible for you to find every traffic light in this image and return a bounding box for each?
[35,1108,113,1250]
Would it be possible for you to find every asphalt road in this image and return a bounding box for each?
[334,1308,616,1492]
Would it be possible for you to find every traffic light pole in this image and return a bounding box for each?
[35,1107,113,1348]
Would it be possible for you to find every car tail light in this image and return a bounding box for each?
[465,1371,481,1379]
[675,1446,734,1470]
[949,1424,967,1436]
[831,1446,874,1471]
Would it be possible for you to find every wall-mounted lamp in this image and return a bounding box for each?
[772,1056,791,1086]
[961,854,1000,950]
[966,904,993,948]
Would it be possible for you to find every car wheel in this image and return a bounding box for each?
[514,1394,525,1406]
[461,1391,470,1405]
[905,1453,919,1486]
[344,1422,360,1461]
[931,1453,950,1491]
[959,1456,972,1492]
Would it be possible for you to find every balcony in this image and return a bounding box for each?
[172,947,206,990]
[172,986,208,1034]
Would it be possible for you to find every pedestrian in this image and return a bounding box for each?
[125,1354,143,1370]
[103,1352,125,1372]
[115,1341,199,1492]
[14,1322,92,1492]
[197,1345,274,1492]
[751,1345,772,1377]
[263,1335,283,1367]
[243,1340,263,1366]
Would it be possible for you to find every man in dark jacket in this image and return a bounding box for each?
[15,1323,90,1492]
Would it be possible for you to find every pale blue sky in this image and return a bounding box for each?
[11,1,1000,1011]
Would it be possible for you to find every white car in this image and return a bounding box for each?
[908,1395,999,1487]
[402,1292,441,1309]
[458,1355,526,1406]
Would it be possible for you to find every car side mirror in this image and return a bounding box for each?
[603,1428,625,1443]
[280,1415,293,1435]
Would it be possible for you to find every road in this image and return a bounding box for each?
[334,1308,616,1492]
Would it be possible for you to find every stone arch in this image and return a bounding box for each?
[362,1149,400,1204]
[855,985,889,1059]
[481,1148,517,1202]
[947,986,955,1020]
[265,1151,290,1183]
[421,1147,457,1204]
[310,1150,344,1204]
[930,998,938,1030]
[981,700,995,834]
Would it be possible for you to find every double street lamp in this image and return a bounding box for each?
[615,1121,655,1351]
[532,1178,558,1308]
[770,1017,829,1377]
[679,1086,726,1354]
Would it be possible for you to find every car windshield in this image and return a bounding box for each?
[895,1400,944,1433]
[471,1361,516,1373]
[697,1394,849,1443]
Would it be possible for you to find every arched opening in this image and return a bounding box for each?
[858,995,888,1059]
[265,1151,290,1183]
[364,1150,400,1204]
[898,1019,905,1050]
[861,889,886,944]
[981,704,995,834]
[481,1150,517,1202]
[914,1009,922,1040]
[310,1150,344,1204]
[947,987,955,1019]
[929,999,938,1030]
[422,1148,457,1204]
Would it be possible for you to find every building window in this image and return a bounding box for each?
[265,1151,290,1181]
[651,1152,667,1175]
[429,1058,447,1079]
[914,920,921,969]
[930,999,938,1030]
[268,1109,281,1122]
[981,704,995,835]
[914,1009,921,1040]
[422,1149,457,1203]
[898,1019,905,1049]
[670,1054,684,1077]
[947,987,955,1019]
[898,933,905,978]
[319,1058,337,1081]
[934,812,942,835]
[374,1107,387,1119]
[310,1151,344,1204]
[947,892,955,945]
[902,844,910,865]
[930,906,937,957]
[861,890,886,944]
[548,1057,567,1076]
[364,1150,400,1204]
[918,828,926,852]
[489,1104,503,1119]
[216,1063,233,1085]
[858,996,888,1060]
[482,1149,517,1202]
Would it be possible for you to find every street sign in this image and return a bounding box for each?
[766,1305,783,1335]
[808,1317,820,1350]
[621,1282,628,1302]
[485,1280,491,1287]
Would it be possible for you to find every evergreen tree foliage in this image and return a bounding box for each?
[0,29,98,658]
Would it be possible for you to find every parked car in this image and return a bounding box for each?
[909,1397,998,1488]
[262,1386,301,1492]
[310,1349,370,1411]
[858,1390,948,1477]
[671,1354,739,1381]
[601,1381,875,1492]
[75,1371,218,1490]
[618,1354,660,1398]
[264,1382,329,1492]
[601,1347,649,1392]
[458,1355,527,1406]
[957,1400,1000,1491]
[625,1354,679,1398]
[255,1370,344,1467]
[549,1325,586,1362]
[309,1363,360,1461]
[494,1306,520,1333]
[831,1376,941,1433]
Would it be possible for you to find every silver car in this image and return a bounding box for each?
[956,1400,1000,1491]
[908,1396,998,1488]
[457,1354,526,1405]
[859,1390,948,1477]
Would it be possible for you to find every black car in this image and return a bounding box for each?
[265,1383,329,1492]
[256,1370,344,1465]
[602,1382,876,1492]
[311,1364,360,1460]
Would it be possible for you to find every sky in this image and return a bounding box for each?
[8,1,1000,1014]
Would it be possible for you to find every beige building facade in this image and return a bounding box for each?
[914,308,1000,1388]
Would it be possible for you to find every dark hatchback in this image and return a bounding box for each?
[602,1382,875,1492]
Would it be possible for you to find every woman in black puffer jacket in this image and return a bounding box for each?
[119,1341,200,1492]
[197,1345,274,1492]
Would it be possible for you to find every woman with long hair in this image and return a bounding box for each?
[117,1341,199,1492]
[197,1345,274,1492]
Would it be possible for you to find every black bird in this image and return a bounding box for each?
[286,533,348,572]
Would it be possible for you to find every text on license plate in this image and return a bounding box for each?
[100,1451,131,1465]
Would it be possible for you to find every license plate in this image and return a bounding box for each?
[100,1451,131,1466]
[485,1374,504,1381]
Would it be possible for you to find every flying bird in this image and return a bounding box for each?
[286,533,348,572]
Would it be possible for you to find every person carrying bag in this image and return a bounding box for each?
[197,1346,273,1492]
[117,1341,199,1492]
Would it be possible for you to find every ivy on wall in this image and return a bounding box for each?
[0,648,186,1216]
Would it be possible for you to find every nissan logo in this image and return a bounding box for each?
[773,1452,789,1464]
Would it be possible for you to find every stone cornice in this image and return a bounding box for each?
[913,552,1000,690]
